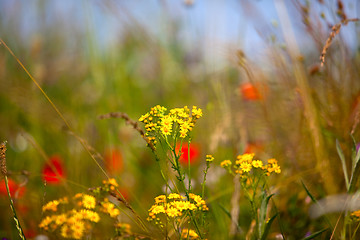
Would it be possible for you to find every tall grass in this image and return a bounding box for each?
[0,0,360,239]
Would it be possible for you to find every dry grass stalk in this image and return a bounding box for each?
[1,141,7,176]
[98,112,156,151]
[320,18,359,66]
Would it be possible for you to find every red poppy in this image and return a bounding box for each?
[176,143,201,165]
[42,155,65,184]
[104,148,124,174]
[240,83,262,101]
[244,142,264,154]
[0,178,25,198]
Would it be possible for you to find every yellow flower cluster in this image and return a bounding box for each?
[220,160,232,168]
[101,178,119,192]
[39,188,122,239]
[74,193,96,209]
[206,154,214,162]
[351,210,360,221]
[220,153,281,176]
[42,197,68,212]
[39,207,100,239]
[181,228,199,239]
[139,105,203,144]
[147,193,208,223]
[100,198,120,218]
[115,222,132,235]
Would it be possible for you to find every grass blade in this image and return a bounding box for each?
[349,149,360,193]
[260,213,278,240]
[336,140,349,190]
[301,180,317,203]
[301,228,328,240]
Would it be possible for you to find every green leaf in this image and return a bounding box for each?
[259,193,274,237]
[336,139,349,190]
[349,149,360,193]
[218,204,232,219]
[301,181,317,203]
[218,204,242,234]
[301,228,328,240]
[260,213,278,240]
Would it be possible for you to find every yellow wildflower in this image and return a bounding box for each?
[166,207,182,217]
[268,158,277,164]
[150,205,166,214]
[42,200,60,212]
[54,214,67,225]
[39,216,54,230]
[206,154,214,162]
[181,229,199,239]
[240,162,252,172]
[168,193,183,200]
[252,160,263,168]
[155,195,167,204]
[115,223,131,234]
[108,178,119,187]
[82,194,96,209]
[60,224,71,238]
[191,106,203,119]
[71,220,85,239]
[272,163,281,174]
[220,160,232,168]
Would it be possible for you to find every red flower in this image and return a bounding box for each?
[176,143,200,165]
[42,155,66,184]
[240,83,262,101]
[104,148,124,174]
[0,178,25,198]
[244,142,264,154]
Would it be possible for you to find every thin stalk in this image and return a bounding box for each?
[5,176,26,240]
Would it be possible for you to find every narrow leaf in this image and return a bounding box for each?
[259,193,275,236]
[336,139,349,190]
[301,228,328,240]
[260,213,278,240]
[301,181,317,203]
[349,149,360,193]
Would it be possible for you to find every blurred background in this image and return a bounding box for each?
[0,0,360,239]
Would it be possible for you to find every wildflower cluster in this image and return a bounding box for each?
[147,193,208,226]
[181,228,200,239]
[220,153,281,177]
[139,105,203,148]
[39,193,101,239]
[351,210,360,222]
[220,153,281,239]
[39,178,126,239]
[205,154,214,162]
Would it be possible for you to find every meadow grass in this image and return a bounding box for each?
[1,1,360,239]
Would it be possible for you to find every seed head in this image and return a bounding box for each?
[0,141,7,176]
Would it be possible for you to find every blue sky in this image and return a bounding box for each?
[0,0,358,67]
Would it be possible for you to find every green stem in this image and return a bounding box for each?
[187,140,192,192]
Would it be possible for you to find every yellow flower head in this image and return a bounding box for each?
[252,160,263,168]
[168,193,183,200]
[166,207,182,217]
[71,220,85,239]
[155,195,167,204]
[240,162,252,172]
[107,178,119,187]
[206,154,214,162]
[181,229,199,239]
[220,160,232,168]
[42,200,60,212]
[82,194,96,209]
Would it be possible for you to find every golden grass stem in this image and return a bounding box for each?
[274,0,337,194]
